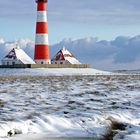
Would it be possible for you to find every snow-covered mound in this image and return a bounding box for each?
[0,68,110,76]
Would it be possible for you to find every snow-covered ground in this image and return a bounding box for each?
[0,68,110,76]
[0,70,140,140]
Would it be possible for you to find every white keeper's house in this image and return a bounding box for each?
[1,47,35,65]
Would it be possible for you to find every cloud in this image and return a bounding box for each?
[1,0,140,25]
[1,35,140,70]
[113,36,140,63]
[0,38,34,61]
[48,0,140,25]
[0,38,4,44]
[51,35,140,70]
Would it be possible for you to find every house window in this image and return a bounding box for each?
[7,62,9,65]
[12,62,15,65]
[60,62,63,64]
[41,61,43,64]
[55,62,57,64]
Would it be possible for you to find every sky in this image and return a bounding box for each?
[1,0,140,70]
[1,0,140,43]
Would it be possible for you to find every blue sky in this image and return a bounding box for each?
[1,0,140,70]
[1,0,140,44]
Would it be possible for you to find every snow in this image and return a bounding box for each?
[65,57,81,64]
[0,71,140,140]
[52,47,81,64]
[61,48,72,56]
[61,48,81,64]
[14,48,35,64]
[124,134,140,140]
[2,48,35,64]
[0,68,110,76]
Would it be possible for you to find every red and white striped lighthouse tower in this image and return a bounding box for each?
[34,0,50,64]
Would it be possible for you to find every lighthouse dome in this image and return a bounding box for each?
[36,0,47,2]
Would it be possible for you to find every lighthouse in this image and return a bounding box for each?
[34,0,51,64]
